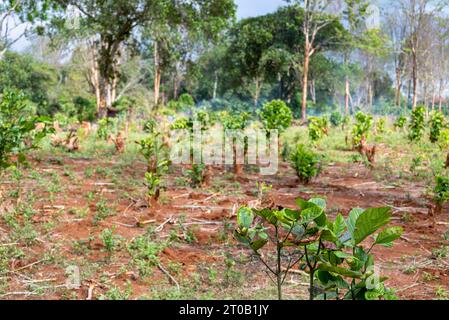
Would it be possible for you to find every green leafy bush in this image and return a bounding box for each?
[0,89,53,169]
[235,198,403,300]
[376,118,386,134]
[408,106,426,142]
[429,112,445,143]
[97,118,117,140]
[308,116,329,143]
[330,112,343,127]
[438,128,449,149]
[143,118,158,134]
[432,176,449,216]
[170,117,193,131]
[394,116,407,131]
[185,163,208,188]
[138,132,170,205]
[260,100,293,134]
[290,144,322,184]
[352,112,373,147]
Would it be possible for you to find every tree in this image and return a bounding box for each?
[24,0,235,118]
[285,0,345,122]
[0,0,28,60]
[398,0,445,110]
[341,0,369,115]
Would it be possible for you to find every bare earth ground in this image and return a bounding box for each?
[0,142,449,300]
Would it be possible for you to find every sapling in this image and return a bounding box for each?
[221,112,250,175]
[259,100,293,135]
[352,112,373,148]
[429,176,449,223]
[429,112,445,143]
[408,106,426,142]
[0,89,53,169]
[308,116,329,144]
[235,198,403,300]
[138,132,171,206]
[394,115,407,131]
[234,207,305,300]
[186,163,209,188]
[330,111,343,128]
[375,118,386,134]
[290,144,322,184]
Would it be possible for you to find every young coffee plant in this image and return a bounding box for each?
[308,116,329,144]
[185,163,208,188]
[330,112,343,128]
[394,115,407,131]
[138,132,171,205]
[430,176,449,220]
[408,106,426,142]
[290,144,322,184]
[429,112,445,143]
[0,89,53,169]
[352,112,373,148]
[97,118,117,140]
[260,100,293,134]
[235,198,403,300]
[376,118,386,135]
[143,118,158,134]
[221,112,250,175]
[137,132,170,174]
[145,168,167,203]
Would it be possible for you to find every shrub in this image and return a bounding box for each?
[290,144,322,184]
[394,116,407,131]
[234,198,403,300]
[73,96,96,123]
[330,111,343,127]
[352,112,373,147]
[138,132,170,205]
[170,117,193,131]
[143,118,158,134]
[97,118,117,140]
[376,118,386,134]
[438,128,449,149]
[0,89,53,169]
[431,176,449,216]
[178,93,195,109]
[408,106,426,142]
[429,112,445,143]
[308,116,329,143]
[260,100,293,134]
[186,163,208,188]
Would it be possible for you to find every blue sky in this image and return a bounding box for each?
[236,0,285,19]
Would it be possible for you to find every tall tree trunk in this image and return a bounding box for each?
[302,44,310,123]
[395,67,403,108]
[253,77,261,109]
[213,71,218,100]
[344,52,350,116]
[310,79,316,105]
[439,78,444,113]
[432,81,436,113]
[154,41,161,107]
[345,78,350,115]
[412,52,418,110]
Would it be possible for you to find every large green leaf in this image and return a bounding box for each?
[317,263,363,279]
[251,239,268,251]
[375,227,403,246]
[353,207,391,245]
[309,198,327,210]
[300,206,324,224]
[237,207,254,229]
[333,214,346,237]
[346,208,364,241]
